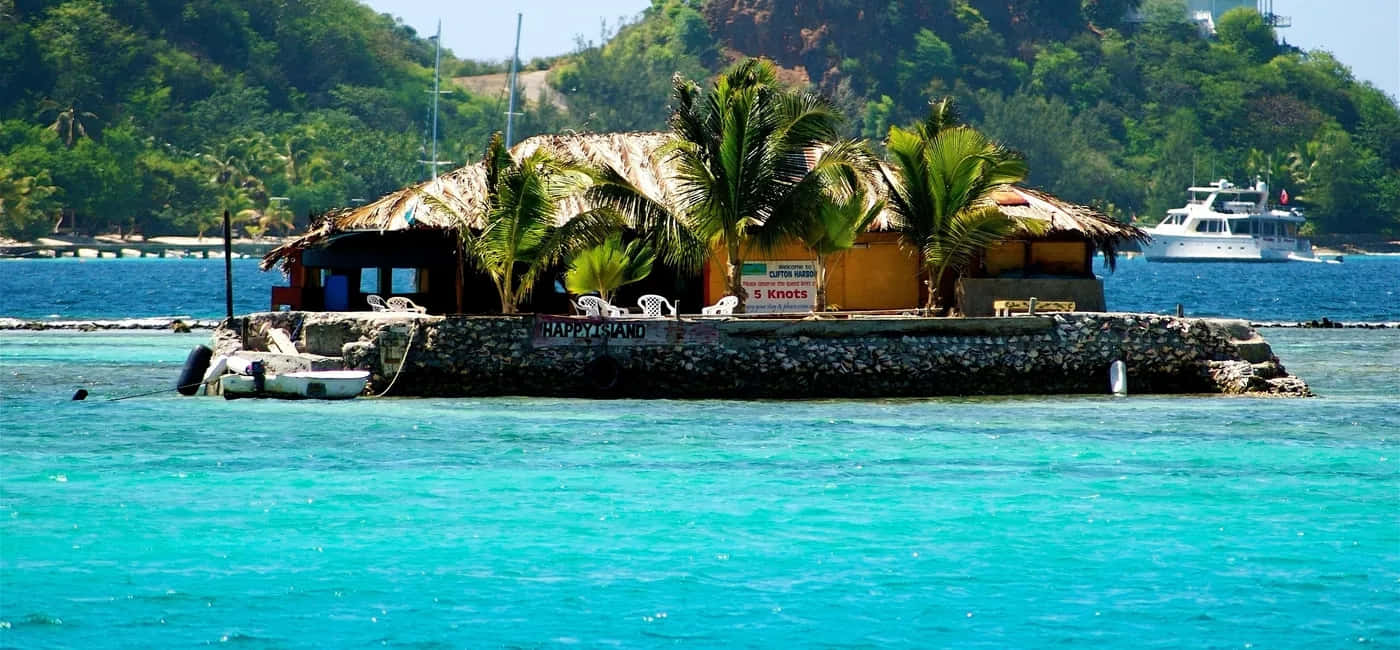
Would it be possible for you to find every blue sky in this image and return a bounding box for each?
[363,0,1397,100]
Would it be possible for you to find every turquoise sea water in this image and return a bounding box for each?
[2,258,1398,646]
[2,328,1398,647]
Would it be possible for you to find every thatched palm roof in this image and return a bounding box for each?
[264,131,1145,270]
[988,185,1148,245]
[262,132,676,270]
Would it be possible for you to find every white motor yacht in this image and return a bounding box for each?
[1141,179,1319,262]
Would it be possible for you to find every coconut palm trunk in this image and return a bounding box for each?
[813,252,831,312]
[725,238,747,308]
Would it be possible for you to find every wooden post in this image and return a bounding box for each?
[223,210,234,320]
[378,267,393,297]
[455,236,465,314]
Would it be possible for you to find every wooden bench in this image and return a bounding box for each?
[993,299,1076,317]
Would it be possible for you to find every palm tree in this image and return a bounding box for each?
[0,166,60,241]
[664,58,859,313]
[233,201,295,239]
[37,100,98,148]
[881,100,1033,313]
[443,133,618,314]
[273,130,329,185]
[798,170,885,312]
[1283,140,1321,204]
[208,185,254,239]
[586,158,709,276]
[564,234,656,304]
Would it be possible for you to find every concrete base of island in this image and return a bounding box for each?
[210,312,1312,398]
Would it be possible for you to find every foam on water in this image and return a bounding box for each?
[1,329,1397,647]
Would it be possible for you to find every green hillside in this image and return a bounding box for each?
[0,0,565,240]
[2,0,1397,240]
[552,0,1400,234]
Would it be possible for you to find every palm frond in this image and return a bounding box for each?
[586,162,707,272]
[883,99,1032,309]
[564,234,656,301]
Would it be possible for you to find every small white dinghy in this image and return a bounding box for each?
[219,358,370,400]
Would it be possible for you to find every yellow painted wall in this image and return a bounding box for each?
[981,240,1089,277]
[1029,241,1088,275]
[983,241,1027,276]
[704,232,920,310]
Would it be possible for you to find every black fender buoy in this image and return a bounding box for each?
[176,345,213,396]
[583,355,621,392]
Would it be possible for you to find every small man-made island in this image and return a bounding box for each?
[210,311,1311,399]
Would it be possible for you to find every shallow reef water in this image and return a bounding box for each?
[1,325,1397,647]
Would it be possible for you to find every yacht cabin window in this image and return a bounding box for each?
[1194,219,1224,233]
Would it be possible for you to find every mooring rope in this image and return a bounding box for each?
[103,374,221,402]
[366,321,418,399]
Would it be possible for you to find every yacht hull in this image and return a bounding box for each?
[1142,234,1313,262]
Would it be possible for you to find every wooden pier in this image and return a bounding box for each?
[0,239,282,259]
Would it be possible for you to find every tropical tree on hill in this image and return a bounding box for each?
[274,130,329,185]
[441,133,618,314]
[663,58,864,313]
[37,100,98,148]
[881,99,1034,313]
[0,166,61,241]
[564,234,656,303]
[234,200,295,239]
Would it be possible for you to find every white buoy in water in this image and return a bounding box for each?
[1109,360,1128,396]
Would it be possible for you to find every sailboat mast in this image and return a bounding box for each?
[431,19,442,178]
[505,13,522,147]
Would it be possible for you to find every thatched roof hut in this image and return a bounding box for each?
[264,131,1145,271]
[262,132,676,270]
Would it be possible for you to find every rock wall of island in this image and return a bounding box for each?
[210,312,1311,398]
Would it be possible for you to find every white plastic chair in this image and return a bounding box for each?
[636,294,677,318]
[386,296,426,313]
[577,295,626,317]
[701,295,738,315]
[574,297,602,317]
[366,294,388,311]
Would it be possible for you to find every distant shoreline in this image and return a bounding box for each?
[1299,234,1400,256]
[0,234,292,259]
[0,317,220,331]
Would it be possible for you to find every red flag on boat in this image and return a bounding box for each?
[1280,188,1289,205]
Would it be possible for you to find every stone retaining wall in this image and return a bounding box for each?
[210,311,1311,398]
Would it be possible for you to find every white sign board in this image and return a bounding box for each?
[740,260,816,314]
